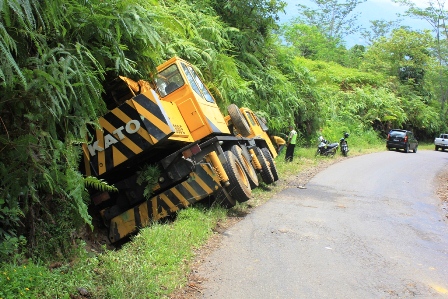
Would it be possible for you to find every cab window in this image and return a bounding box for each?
[256,115,269,132]
[245,111,256,126]
[181,63,215,103]
[155,64,185,97]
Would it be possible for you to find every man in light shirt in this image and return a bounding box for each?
[285,125,297,162]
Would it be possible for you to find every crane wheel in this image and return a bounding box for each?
[230,145,259,189]
[227,104,251,137]
[222,150,252,202]
[261,147,279,182]
[253,147,274,184]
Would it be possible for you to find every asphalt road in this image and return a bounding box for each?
[196,150,448,298]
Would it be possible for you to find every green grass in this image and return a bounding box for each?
[4,138,434,299]
[0,207,227,299]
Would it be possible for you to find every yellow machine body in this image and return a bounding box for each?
[155,57,230,141]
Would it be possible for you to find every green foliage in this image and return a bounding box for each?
[294,0,366,40]
[137,164,161,199]
[0,242,98,298]
[0,0,170,260]
[84,177,118,193]
[281,23,350,64]
[362,28,434,87]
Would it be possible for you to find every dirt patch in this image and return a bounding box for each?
[169,156,448,299]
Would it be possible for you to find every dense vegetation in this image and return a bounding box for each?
[1,0,447,294]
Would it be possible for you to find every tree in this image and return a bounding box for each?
[396,0,448,112]
[293,0,366,40]
[360,19,402,45]
[362,28,434,91]
[282,23,352,65]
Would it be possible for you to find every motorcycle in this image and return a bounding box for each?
[315,136,339,157]
[340,132,350,157]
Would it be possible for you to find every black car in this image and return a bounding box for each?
[386,129,418,153]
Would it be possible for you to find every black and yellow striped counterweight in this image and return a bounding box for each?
[82,91,175,177]
[108,163,221,242]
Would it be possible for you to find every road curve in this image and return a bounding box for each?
[196,150,448,298]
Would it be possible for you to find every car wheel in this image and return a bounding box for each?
[435,145,439,151]
[413,146,418,153]
[405,144,409,153]
[387,147,391,151]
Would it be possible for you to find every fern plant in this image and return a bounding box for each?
[136,164,161,200]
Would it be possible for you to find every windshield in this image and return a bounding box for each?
[155,64,185,97]
[181,62,215,103]
[389,131,405,138]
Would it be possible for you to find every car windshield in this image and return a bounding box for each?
[390,131,405,137]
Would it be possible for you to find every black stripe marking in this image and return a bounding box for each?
[101,128,136,172]
[134,94,168,124]
[196,165,219,189]
[175,183,196,205]
[89,150,99,177]
[146,199,154,220]
[156,194,172,216]
[184,179,207,204]
[134,206,142,229]
[164,188,188,209]
[134,94,174,141]
[105,105,150,150]
[140,117,170,142]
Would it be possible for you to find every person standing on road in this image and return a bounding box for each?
[271,135,286,155]
[285,126,297,162]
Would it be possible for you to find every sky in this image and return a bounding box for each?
[278,0,433,47]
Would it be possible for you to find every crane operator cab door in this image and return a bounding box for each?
[154,57,230,141]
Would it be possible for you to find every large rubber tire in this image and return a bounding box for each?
[222,150,252,202]
[261,147,279,182]
[413,145,418,153]
[253,147,274,184]
[230,145,259,189]
[227,104,251,137]
[405,144,409,153]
